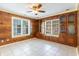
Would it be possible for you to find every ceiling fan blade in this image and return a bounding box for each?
[38,10,45,13]
[27,11,32,12]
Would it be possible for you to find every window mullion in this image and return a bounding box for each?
[45,21,46,35]
[51,20,53,36]
[28,20,30,35]
[21,20,23,35]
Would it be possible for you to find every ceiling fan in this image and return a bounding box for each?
[27,4,45,15]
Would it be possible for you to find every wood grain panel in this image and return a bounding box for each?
[36,11,77,47]
[0,11,38,46]
[0,11,78,47]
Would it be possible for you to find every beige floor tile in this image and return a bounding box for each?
[0,38,77,56]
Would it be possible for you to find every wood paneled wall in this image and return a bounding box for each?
[0,11,38,46]
[0,10,78,47]
[77,11,79,46]
[36,11,78,47]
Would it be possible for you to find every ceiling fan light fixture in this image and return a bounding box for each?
[27,3,45,15]
[32,3,42,11]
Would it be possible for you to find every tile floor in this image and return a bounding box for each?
[0,38,77,56]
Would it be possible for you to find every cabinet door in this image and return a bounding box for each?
[59,16,67,43]
[67,14,77,46]
[68,14,75,35]
[60,16,67,33]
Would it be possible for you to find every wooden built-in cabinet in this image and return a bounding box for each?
[66,13,77,46]
[59,15,66,44]
[59,12,77,46]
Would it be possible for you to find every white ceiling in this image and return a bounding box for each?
[0,3,77,19]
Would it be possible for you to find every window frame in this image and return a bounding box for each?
[12,17,31,38]
[41,19,60,37]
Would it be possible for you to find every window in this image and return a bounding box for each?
[12,17,31,38]
[41,19,60,37]
[41,21,46,34]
